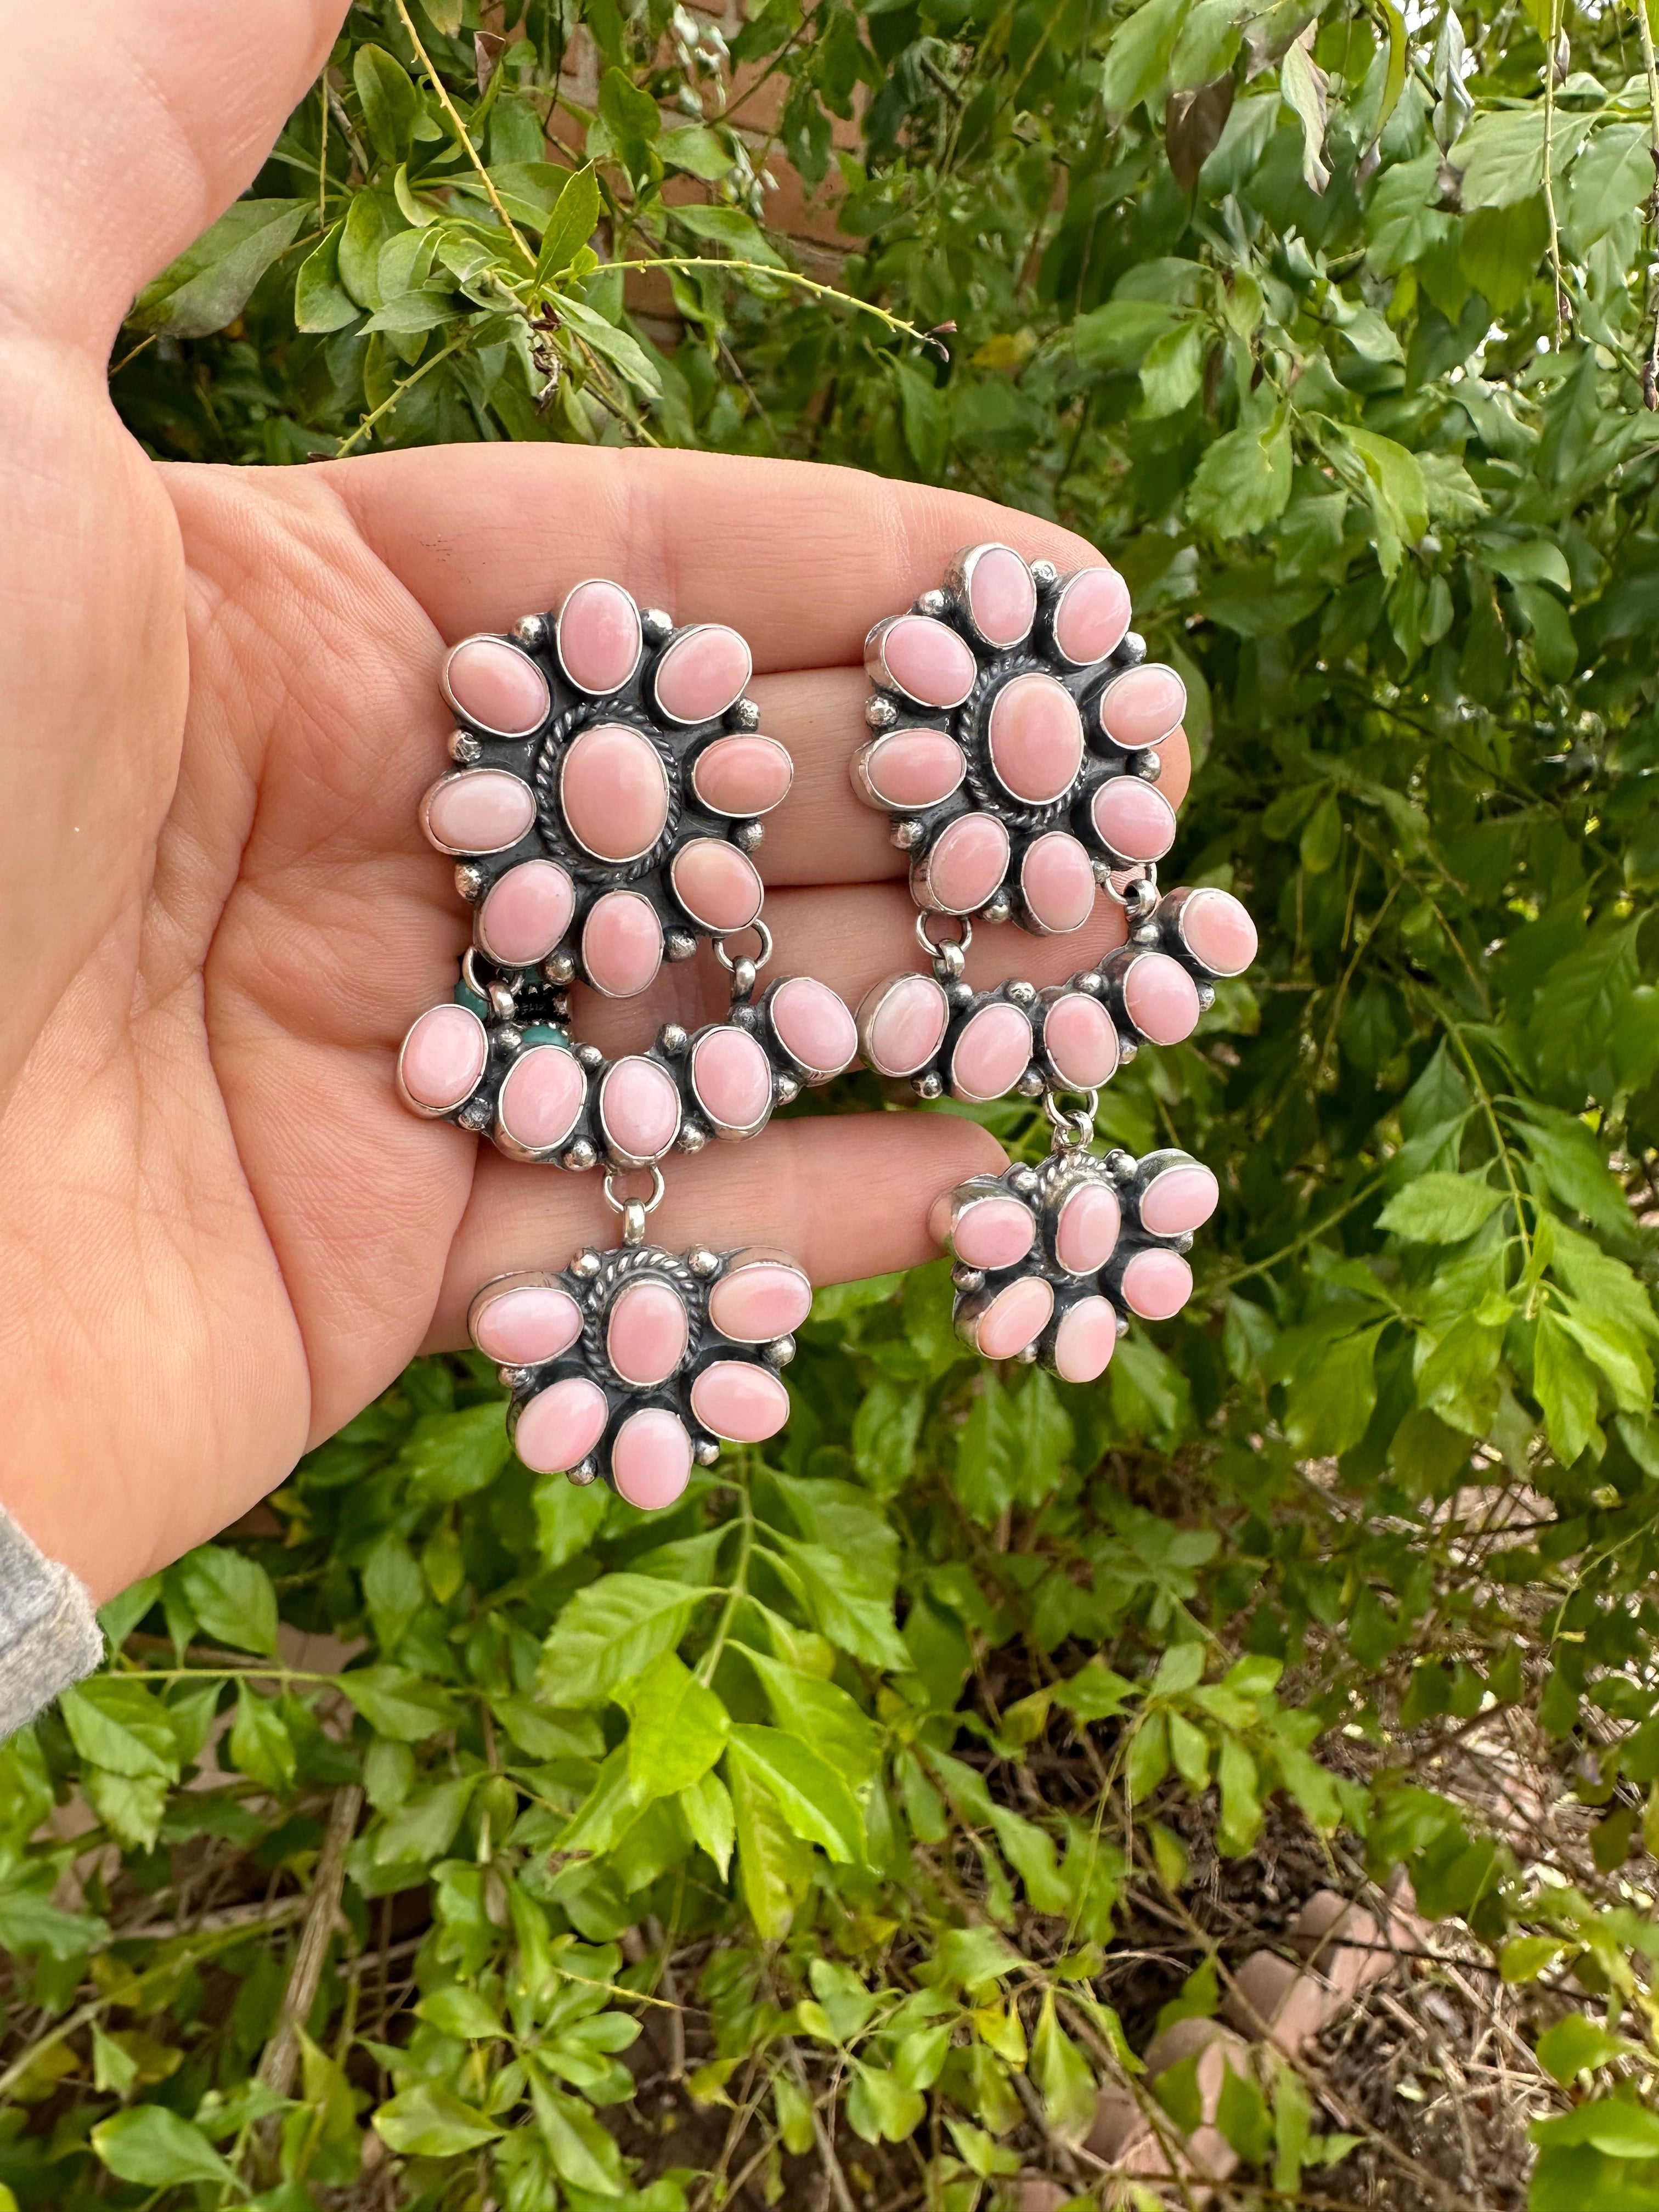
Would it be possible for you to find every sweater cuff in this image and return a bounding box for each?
[0,1503,104,1738]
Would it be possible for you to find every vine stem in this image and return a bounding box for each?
[587,256,938,350]
[333,325,474,457]
[697,1487,754,1687]
[1636,0,1659,405]
[1542,0,1567,341]
[391,0,535,271]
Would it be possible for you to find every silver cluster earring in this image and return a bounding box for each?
[398,582,858,1511]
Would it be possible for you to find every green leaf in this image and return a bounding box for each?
[363,1534,426,1654]
[1534,1309,1601,1466]
[847,2063,926,2143]
[728,1756,811,1939]
[622,1650,730,1799]
[340,1665,461,1742]
[662,125,734,180]
[560,295,664,398]
[1216,1733,1263,1855]
[538,1575,708,1707]
[1280,39,1330,195]
[534,163,602,286]
[1032,1990,1097,2146]
[374,1774,476,1866]
[354,44,418,167]
[417,1983,505,2041]
[60,1678,180,1780]
[1536,2013,1639,2084]
[374,2081,503,2156]
[725,1725,864,1862]
[597,64,661,177]
[295,221,360,332]
[1217,2060,1273,2164]
[1188,406,1295,538]
[529,2070,628,2193]
[1101,0,1193,116]
[738,1644,880,1785]
[1378,1173,1506,1244]
[398,1403,513,1502]
[681,1767,736,1877]
[174,1543,279,1656]
[129,199,306,338]
[1532,2098,1659,2158]
[229,1685,296,1793]
[92,2107,235,2188]
[1459,197,1549,314]
[673,200,786,268]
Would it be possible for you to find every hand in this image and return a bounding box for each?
[0,0,1193,1600]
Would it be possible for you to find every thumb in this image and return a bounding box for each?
[0,0,346,353]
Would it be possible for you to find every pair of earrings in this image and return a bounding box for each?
[396,551,1254,1508]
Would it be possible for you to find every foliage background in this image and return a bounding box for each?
[5,0,1659,2204]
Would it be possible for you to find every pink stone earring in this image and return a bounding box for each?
[396,582,857,1510]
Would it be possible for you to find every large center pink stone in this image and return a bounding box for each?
[473,1284,583,1366]
[498,1045,586,1152]
[1042,992,1119,1088]
[691,1026,774,1131]
[1139,1161,1220,1237]
[950,1002,1034,1102]
[692,736,793,817]
[1022,832,1096,933]
[709,1260,812,1341]
[654,625,752,724]
[1099,663,1187,750]
[860,730,967,810]
[769,977,857,1079]
[929,1192,1036,1270]
[558,580,642,695]
[400,1003,487,1111]
[974,1277,1054,1360]
[1180,889,1258,977]
[560,724,670,862]
[515,1375,608,1474]
[1093,779,1177,863]
[611,1408,693,1510]
[582,891,663,997]
[923,814,1010,913]
[966,546,1037,647]
[672,840,764,932]
[858,973,949,1077]
[1052,566,1131,665]
[597,1056,681,1160]
[877,614,978,709]
[987,674,1084,804]
[1120,1248,1193,1321]
[607,1279,689,1387]
[690,1361,790,1444]
[1054,1296,1118,1382]
[1055,1181,1121,1275]
[478,860,576,966]
[1122,953,1201,1046]
[425,769,537,855]
[443,635,551,736]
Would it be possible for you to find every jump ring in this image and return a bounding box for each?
[713,918,774,974]
[916,910,973,960]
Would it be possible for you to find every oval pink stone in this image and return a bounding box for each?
[1139,1162,1220,1238]
[560,724,669,861]
[769,977,856,1079]
[478,860,576,966]
[498,1045,585,1152]
[671,840,764,933]
[424,770,536,855]
[691,1026,773,1131]
[1093,778,1177,862]
[400,1003,487,1110]
[654,625,752,724]
[922,814,1011,913]
[692,736,793,817]
[1180,889,1258,977]
[691,1361,790,1444]
[974,1277,1054,1360]
[877,615,977,709]
[860,731,967,811]
[709,1261,812,1341]
[515,1375,608,1474]
[597,1056,680,1160]
[858,973,949,1077]
[443,635,551,736]
[1042,992,1119,1089]
[473,1285,583,1366]
[950,1002,1033,1103]
[1055,1182,1121,1276]
[1099,664,1186,750]
[557,580,642,695]
[1054,1296,1118,1383]
[607,1279,689,1387]
[965,546,1036,647]
[582,891,663,997]
[1053,567,1131,665]
[1122,953,1201,1046]
[611,1408,693,1510]
[988,674,1084,804]
[1022,833,1096,933]
[929,1193,1036,1271]
[1120,1248,1193,1321]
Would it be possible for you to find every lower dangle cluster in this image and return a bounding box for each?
[930,1146,1220,1382]
[469,1243,813,1508]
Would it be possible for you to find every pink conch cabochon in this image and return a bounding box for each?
[919,813,1009,914]
[1055,1182,1121,1276]
[872,614,978,709]
[856,730,967,812]
[691,1361,790,1444]
[611,1408,693,1510]
[653,625,752,725]
[1052,566,1132,665]
[560,724,670,862]
[1139,1161,1220,1238]
[1099,663,1186,751]
[515,1375,608,1474]
[1041,991,1119,1088]
[708,1259,812,1341]
[1092,778,1177,864]
[1179,888,1257,977]
[400,1003,487,1111]
[928,1191,1037,1271]
[1054,1296,1118,1383]
[498,1045,585,1152]
[444,635,551,736]
[472,1283,583,1366]
[671,840,764,932]
[769,976,857,1080]
[582,890,663,997]
[950,1002,1034,1103]
[423,769,536,856]
[987,673,1084,805]
[974,1277,1054,1360]
[692,736,793,817]
[1122,952,1201,1046]
[691,1026,774,1130]
[963,545,1037,648]
[557,579,642,696]
[597,1056,681,1160]
[606,1278,689,1388]
[478,860,575,967]
[1120,1247,1194,1321]
[857,973,949,1078]
[1022,833,1096,934]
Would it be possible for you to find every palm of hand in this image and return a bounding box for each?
[0,4,1187,1600]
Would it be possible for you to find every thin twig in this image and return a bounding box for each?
[392,0,535,270]
[255,1786,363,2104]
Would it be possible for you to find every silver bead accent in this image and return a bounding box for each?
[1196,981,1216,1011]
[511,614,548,649]
[1031,558,1059,589]
[1122,630,1147,663]
[1007,979,1037,1006]
[497,1024,523,1053]
[774,1071,800,1104]
[1017,1068,1046,1098]
[566,1141,599,1172]
[1078,970,1103,994]
[763,1334,796,1367]
[1133,749,1161,781]
[487,982,517,1020]
[543,950,577,984]
[666,929,698,962]
[981,892,1012,925]
[735,820,765,853]
[575,1043,604,1070]
[951,1264,985,1293]
[915,1072,944,1099]
[459,1097,492,1131]
[1018,1342,1040,1364]
[693,1437,721,1467]
[916,588,951,619]
[730,957,758,1000]
[660,1024,689,1056]
[892,819,924,850]
[1177,1233,1194,1255]
[729,697,761,731]
[568,1459,597,1486]
[1092,858,1116,888]
[1115,1310,1131,1335]
[689,1248,720,1276]
[678,1122,709,1152]
[1134,923,1159,946]
[640,607,674,644]
[1103,1149,1135,1178]
[571,1248,602,1276]
[449,730,483,766]
[1118,1037,1138,1063]
[949,981,974,1008]
[865,695,898,731]
[1011,1165,1040,1194]
[498,1365,530,1390]
[455,863,484,900]
[935,940,967,982]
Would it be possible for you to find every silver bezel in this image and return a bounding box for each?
[1097,662,1187,751]
[439,633,552,737]
[419,767,537,857]
[556,721,673,864]
[395,1002,488,1120]
[1047,567,1132,670]
[690,733,795,820]
[554,577,645,697]
[864,614,977,710]
[944,541,1039,652]
[649,623,755,728]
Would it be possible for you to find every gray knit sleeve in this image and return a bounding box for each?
[0,1504,104,1737]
